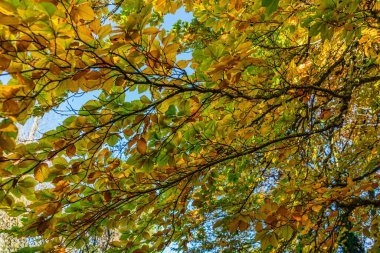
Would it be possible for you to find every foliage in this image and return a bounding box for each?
[0,0,379,252]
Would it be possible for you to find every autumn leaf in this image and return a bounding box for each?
[0,133,15,151]
[0,121,17,133]
[137,138,147,155]
[66,144,76,158]
[143,27,160,35]
[0,1,16,16]
[53,139,66,150]
[0,0,378,252]
[123,128,134,136]
[34,163,49,183]
[312,205,323,213]
[103,190,112,202]
[72,2,95,22]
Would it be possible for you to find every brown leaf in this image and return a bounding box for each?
[227,219,239,233]
[66,144,76,158]
[2,100,19,114]
[71,162,81,174]
[53,180,69,193]
[53,139,66,150]
[256,222,263,232]
[123,128,134,136]
[137,138,147,154]
[115,76,126,86]
[103,190,112,202]
[37,220,50,235]
[238,220,249,231]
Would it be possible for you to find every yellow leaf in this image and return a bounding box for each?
[164,43,179,55]
[34,163,49,183]
[301,214,309,224]
[269,233,279,247]
[143,27,160,35]
[0,1,15,15]
[98,24,112,39]
[0,14,19,25]
[154,0,166,13]
[0,122,17,133]
[53,180,69,193]
[312,205,323,212]
[176,60,190,69]
[137,138,147,154]
[73,3,95,21]
[173,131,182,145]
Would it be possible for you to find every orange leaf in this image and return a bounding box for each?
[312,205,323,212]
[292,215,302,221]
[320,109,332,120]
[123,128,134,136]
[176,60,190,69]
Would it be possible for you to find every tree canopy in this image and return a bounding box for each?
[0,0,379,252]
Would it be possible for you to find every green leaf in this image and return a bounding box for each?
[107,135,119,147]
[14,246,43,253]
[262,0,279,15]
[40,2,57,16]
[142,158,154,172]
[165,105,176,117]
[138,84,148,93]
[18,177,37,188]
